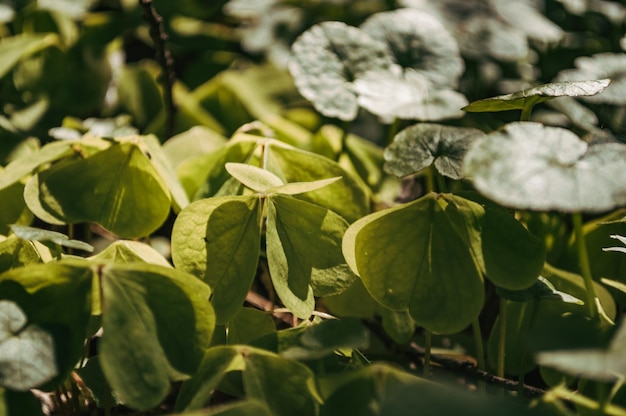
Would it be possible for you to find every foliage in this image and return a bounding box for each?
[0,0,626,415]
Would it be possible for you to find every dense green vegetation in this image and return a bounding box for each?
[0,0,626,414]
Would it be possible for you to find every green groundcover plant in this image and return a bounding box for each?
[1,1,626,415]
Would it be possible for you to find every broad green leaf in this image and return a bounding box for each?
[177,346,319,416]
[323,279,378,319]
[10,225,93,252]
[22,174,65,226]
[267,194,356,319]
[30,141,172,238]
[384,123,485,179]
[78,356,118,408]
[171,196,261,323]
[463,122,626,212]
[270,176,341,195]
[381,308,415,344]
[289,21,395,121]
[162,126,227,169]
[0,175,31,235]
[0,388,44,416]
[0,300,57,391]
[38,0,98,19]
[0,261,93,385]
[226,162,284,193]
[0,140,74,191]
[0,33,59,80]
[462,79,611,113]
[99,263,215,410]
[360,8,464,90]
[343,192,543,333]
[281,317,370,360]
[265,143,369,223]
[536,318,626,381]
[141,134,190,211]
[555,53,626,105]
[88,240,172,267]
[343,193,484,333]
[227,308,276,345]
[0,237,46,273]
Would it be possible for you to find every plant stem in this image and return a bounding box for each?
[435,171,448,193]
[520,105,534,122]
[518,300,540,394]
[423,329,432,377]
[572,212,599,319]
[472,319,485,371]
[340,120,350,154]
[497,297,508,378]
[387,118,400,146]
[425,166,435,194]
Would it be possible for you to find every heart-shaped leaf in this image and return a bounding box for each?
[384,123,485,179]
[462,79,611,113]
[463,122,626,212]
[28,141,172,238]
[99,263,215,410]
[343,192,544,333]
[176,346,319,416]
[267,194,356,319]
[171,196,261,323]
[0,300,57,391]
[289,21,395,121]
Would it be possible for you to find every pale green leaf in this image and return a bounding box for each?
[88,240,172,267]
[0,33,59,80]
[162,126,227,169]
[270,176,341,195]
[463,122,626,212]
[10,225,93,252]
[226,162,284,193]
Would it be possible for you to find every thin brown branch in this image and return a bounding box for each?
[139,0,177,139]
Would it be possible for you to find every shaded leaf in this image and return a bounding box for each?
[496,276,583,304]
[0,33,59,80]
[10,225,93,252]
[171,196,261,323]
[0,238,47,273]
[0,300,57,391]
[289,21,395,121]
[463,122,626,212]
[384,123,485,179]
[462,79,611,113]
[227,308,276,345]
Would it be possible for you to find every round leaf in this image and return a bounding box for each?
[171,196,261,323]
[463,122,626,212]
[384,123,485,179]
[29,141,172,238]
[0,300,57,391]
[288,21,395,121]
[99,263,215,410]
[266,195,356,319]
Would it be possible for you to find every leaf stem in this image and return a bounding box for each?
[518,300,540,394]
[435,171,448,193]
[340,120,351,154]
[423,329,432,377]
[387,118,400,146]
[497,297,507,378]
[572,212,598,319]
[472,319,485,371]
[520,105,534,122]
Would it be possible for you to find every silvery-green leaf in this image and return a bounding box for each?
[463,122,626,212]
[384,124,485,179]
[9,225,94,252]
[492,0,564,44]
[360,8,464,90]
[289,21,395,121]
[555,53,626,105]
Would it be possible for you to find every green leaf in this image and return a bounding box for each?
[289,21,395,121]
[30,141,172,238]
[281,317,370,360]
[536,318,626,381]
[227,308,276,345]
[381,308,415,344]
[226,162,284,193]
[463,122,626,212]
[0,140,74,191]
[0,33,59,80]
[496,276,583,304]
[462,79,611,113]
[177,346,319,416]
[162,126,227,169]
[0,173,31,235]
[171,196,261,323]
[343,193,543,333]
[88,240,172,267]
[99,263,215,410]
[384,123,485,179]
[270,177,342,195]
[267,195,356,319]
[9,225,93,252]
[0,237,47,273]
[265,142,369,223]
[0,300,57,391]
[38,0,98,19]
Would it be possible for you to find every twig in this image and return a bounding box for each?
[139,0,177,139]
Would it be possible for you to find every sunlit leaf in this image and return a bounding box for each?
[88,240,172,267]
[162,126,227,169]
[0,300,57,391]
[384,123,485,179]
[226,162,284,193]
[289,21,395,121]
[9,225,93,252]
[270,177,341,195]
[171,196,261,323]
[0,33,59,80]
[267,195,356,319]
[463,122,626,212]
[462,79,611,113]
[99,263,215,410]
